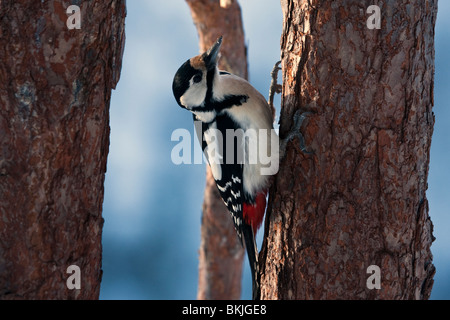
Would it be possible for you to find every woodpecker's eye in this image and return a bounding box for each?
[193,74,202,83]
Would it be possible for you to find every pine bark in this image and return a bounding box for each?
[260,0,437,299]
[185,0,248,300]
[0,0,126,299]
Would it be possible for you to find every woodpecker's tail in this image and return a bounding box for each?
[242,223,260,300]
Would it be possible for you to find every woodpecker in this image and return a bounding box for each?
[172,36,279,300]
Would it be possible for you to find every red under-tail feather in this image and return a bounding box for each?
[243,191,267,234]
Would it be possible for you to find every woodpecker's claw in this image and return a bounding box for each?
[266,61,313,158]
[292,110,314,155]
[280,110,314,159]
[268,61,282,117]
[271,61,282,92]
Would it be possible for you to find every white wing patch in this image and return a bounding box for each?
[216,177,242,196]
[231,175,241,183]
[224,197,233,206]
[217,181,232,192]
[232,204,242,212]
[204,124,223,181]
[231,189,240,199]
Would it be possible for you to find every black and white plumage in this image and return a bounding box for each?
[172,36,278,300]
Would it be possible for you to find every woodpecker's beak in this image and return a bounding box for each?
[204,36,222,70]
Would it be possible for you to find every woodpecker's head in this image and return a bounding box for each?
[172,36,222,120]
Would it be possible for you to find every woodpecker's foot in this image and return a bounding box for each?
[268,61,282,118]
[280,110,313,160]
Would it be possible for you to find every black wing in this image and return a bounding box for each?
[193,113,260,299]
[193,114,245,243]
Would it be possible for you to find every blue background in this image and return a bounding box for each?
[100,1,450,299]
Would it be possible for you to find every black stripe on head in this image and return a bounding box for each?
[189,66,248,123]
[205,67,216,104]
[201,68,248,112]
[215,94,248,109]
[191,93,248,113]
[172,60,201,107]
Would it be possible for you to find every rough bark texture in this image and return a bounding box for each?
[0,0,126,299]
[185,0,248,300]
[260,0,436,299]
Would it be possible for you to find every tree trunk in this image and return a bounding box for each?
[0,0,126,299]
[260,0,436,299]
[185,0,248,300]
